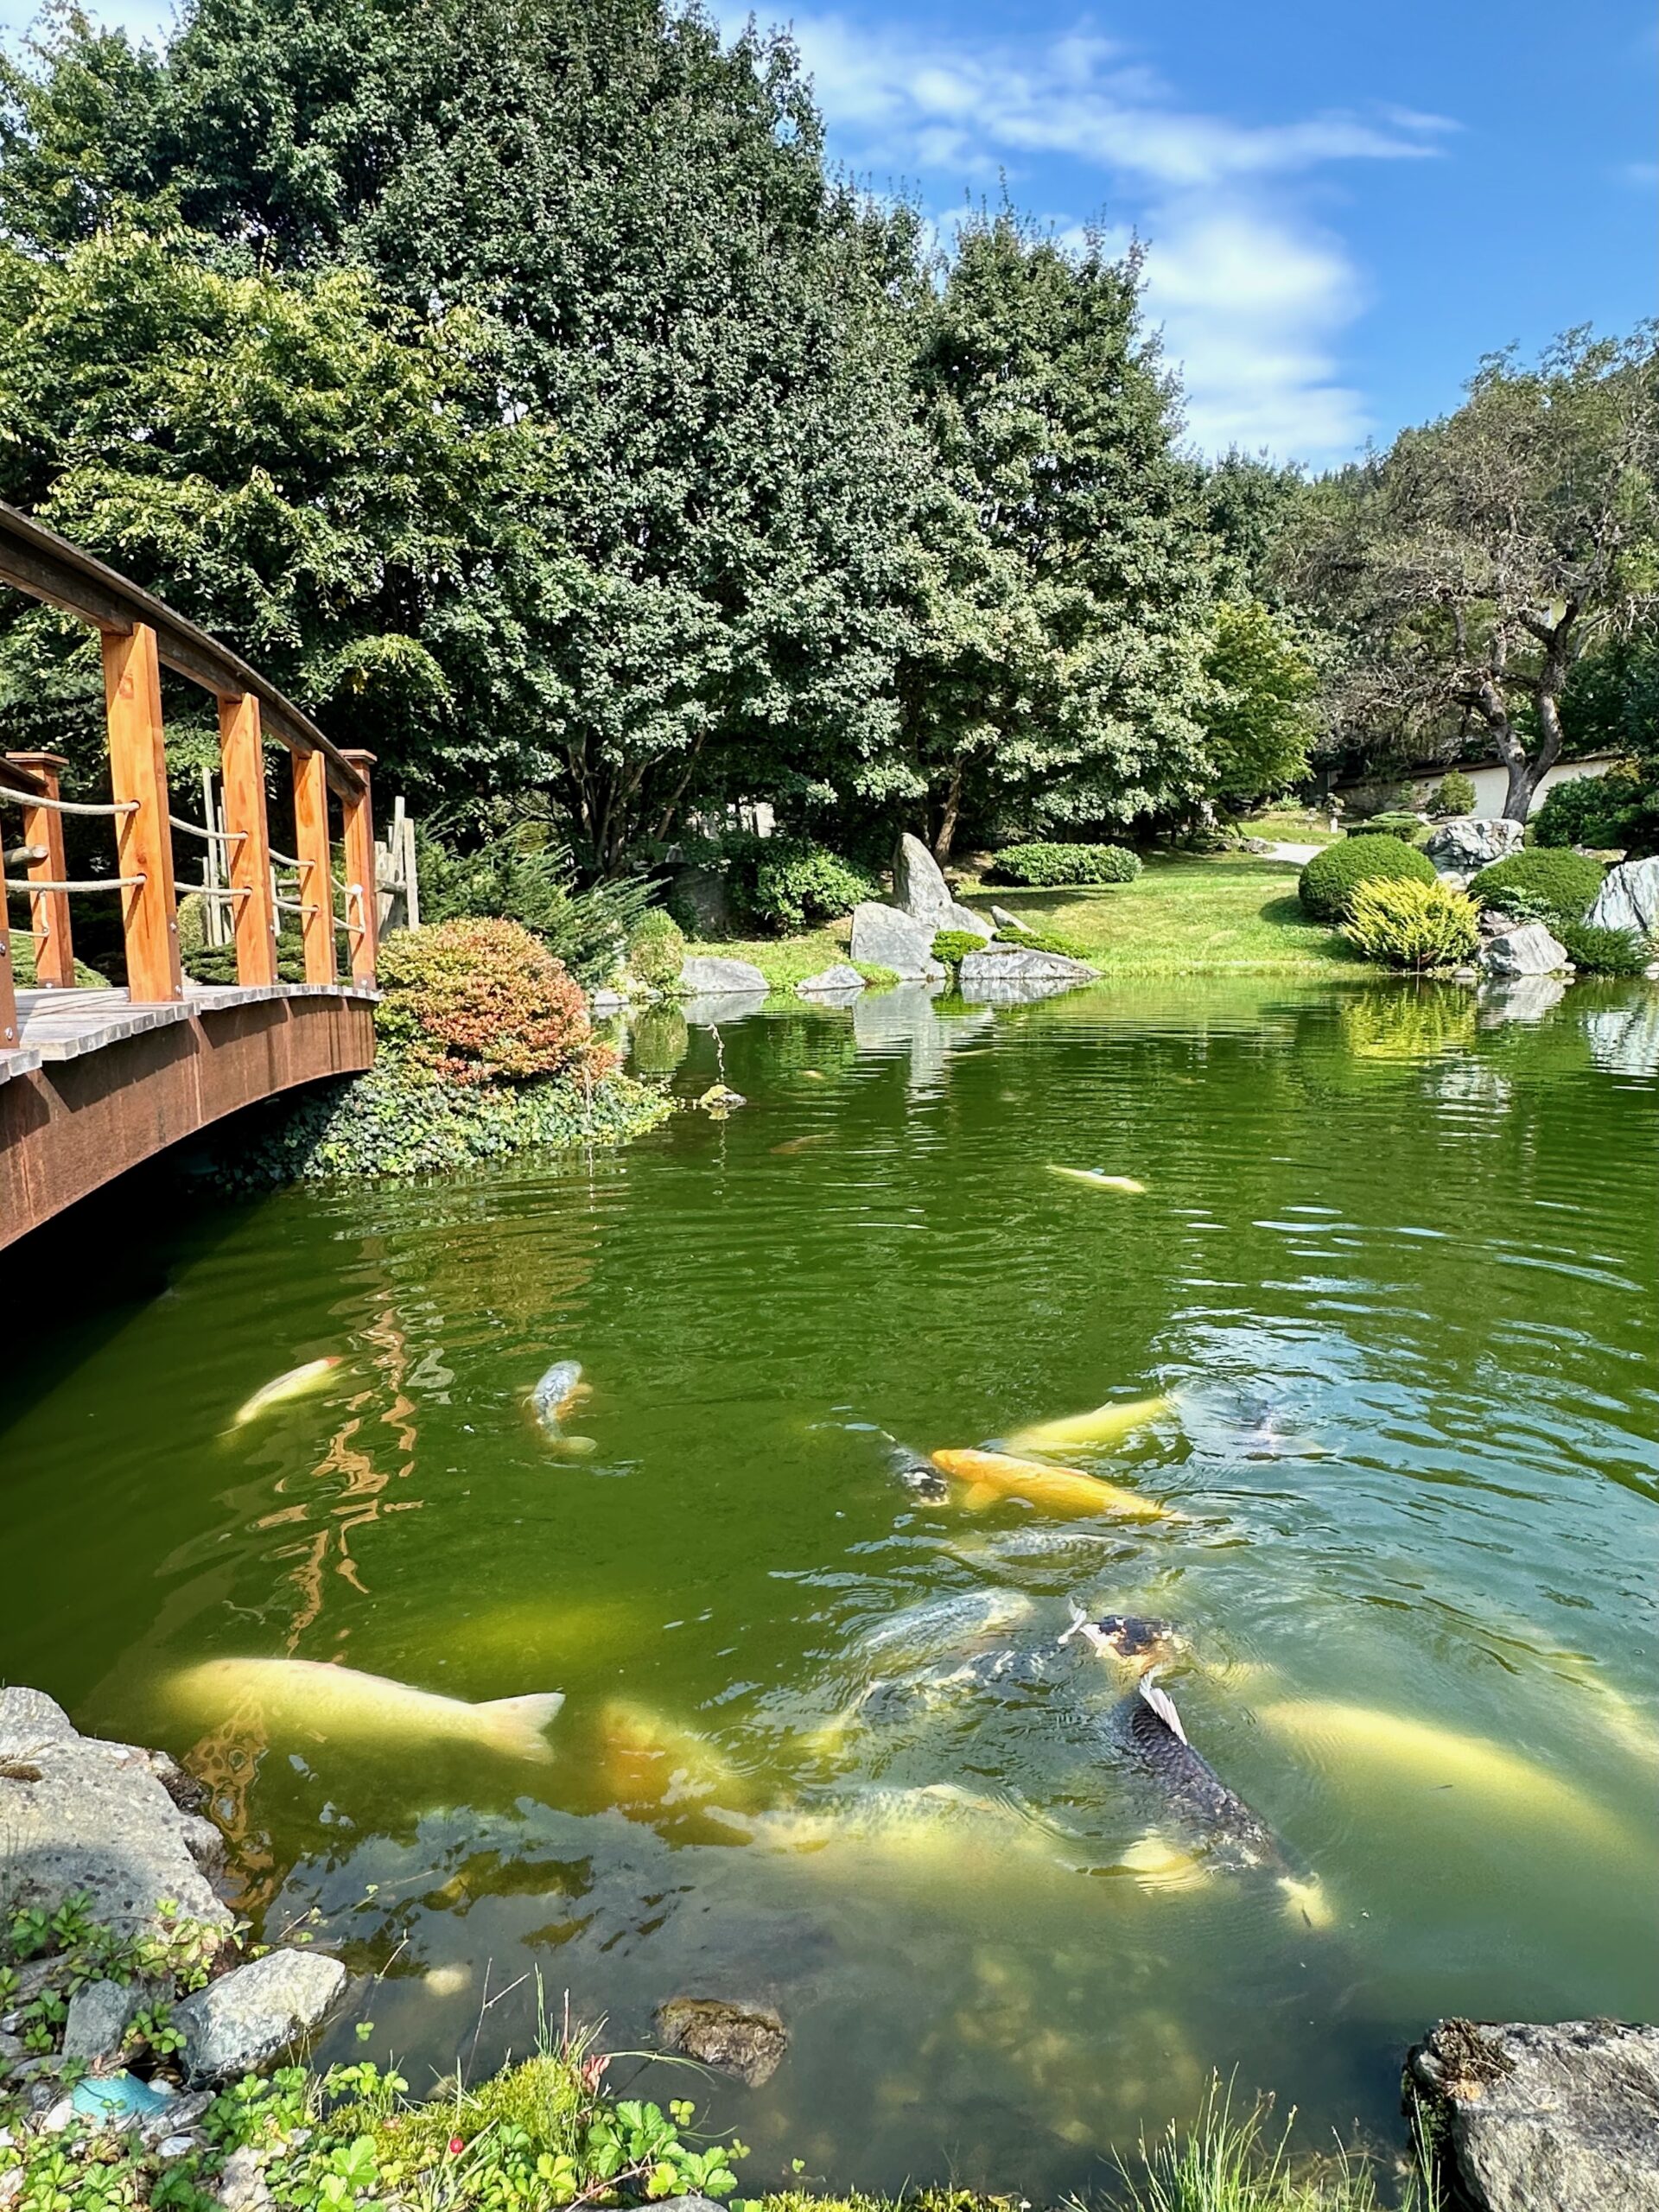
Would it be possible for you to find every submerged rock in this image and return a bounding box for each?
[173,1951,348,2085]
[0,1688,231,1941]
[677,955,769,996]
[655,1997,788,2087]
[1585,855,1659,939]
[1479,924,1569,977]
[1424,817,1525,876]
[849,902,945,980]
[1406,2017,1659,2212]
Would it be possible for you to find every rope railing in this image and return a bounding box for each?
[6,874,144,893]
[268,847,309,871]
[0,788,137,818]
[272,895,321,916]
[168,813,245,844]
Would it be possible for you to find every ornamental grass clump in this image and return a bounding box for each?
[990,841,1141,886]
[1344,878,1480,971]
[1298,835,1436,921]
[375,918,601,1084]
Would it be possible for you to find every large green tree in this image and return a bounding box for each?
[897,214,1215,858]
[1285,327,1659,819]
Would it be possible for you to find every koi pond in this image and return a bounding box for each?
[3,974,1657,2193]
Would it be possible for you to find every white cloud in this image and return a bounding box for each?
[729,8,1456,463]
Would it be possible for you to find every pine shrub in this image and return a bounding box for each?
[1428,771,1477,817]
[1557,921,1651,975]
[1344,878,1480,969]
[1347,811,1424,839]
[989,842,1141,886]
[931,929,985,966]
[1298,836,1436,921]
[1466,849,1605,927]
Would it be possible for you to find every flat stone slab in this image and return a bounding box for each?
[0,1688,231,1941]
[677,956,769,995]
[174,1950,349,2085]
[1407,2018,1659,2212]
[796,963,867,996]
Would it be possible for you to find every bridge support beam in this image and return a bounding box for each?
[291,751,337,986]
[103,623,182,1002]
[218,694,278,988]
[7,753,74,988]
[339,749,378,987]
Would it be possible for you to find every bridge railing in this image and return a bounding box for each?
[0,501,376,1053]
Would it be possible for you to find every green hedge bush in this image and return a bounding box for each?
[627,909,686,988]
[1428,771,1478,818]
[1344,878,1480,970]
[1531,768,1640,852]
[1298,836,1436,921]
[751,839,879,930]
[989,842,1141,886]
[1467,849,1605,926]
[1346,811,1424,840]
[931,929,985,966]
[1557,921,1651,975]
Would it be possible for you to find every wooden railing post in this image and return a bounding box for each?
[102,623,181,1001]
[217,693,277,988]
[6,752,74,988]
[0,844,17,1048]
[338,750,378,986]
[290,749,336,985]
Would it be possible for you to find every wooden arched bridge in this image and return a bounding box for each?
[1,502,378,1248]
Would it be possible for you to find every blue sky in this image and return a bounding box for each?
[3,0,1653,467]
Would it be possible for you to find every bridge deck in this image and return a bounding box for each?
[3,982,375,1081]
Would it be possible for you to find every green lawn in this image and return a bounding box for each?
[957,854,1370,976]
[690,854,1370,985]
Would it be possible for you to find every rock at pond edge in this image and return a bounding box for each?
[677,955,769,996]
[1586,855,1659,939]
[1479,923,1569,977]
[849,902,946,980]
[1406,2017,1659,2212]
[796,963,868,996]
[655,1997,788,2087]
[173,1950,348,2085]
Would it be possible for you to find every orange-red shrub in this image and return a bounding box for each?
[375,918,596,1084]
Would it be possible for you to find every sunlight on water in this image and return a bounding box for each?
[3,975,1656,2193]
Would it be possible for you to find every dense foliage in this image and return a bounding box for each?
[1556,920,1651,974]
[1344,878,1480,970]
[1298,836,1436,922]
[1427,771,1476,817]
[1531,763,1653,855]
[990,842,1141,886]
[1466,849,1606,926]
[415,817,655,984]
[374,918,598,1084]
[1346,812,1423,840]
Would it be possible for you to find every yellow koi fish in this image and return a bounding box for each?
[929,1447,1173,1522]
[1006,1395,1173,1456]
[169,1656,563,1763]
[228,1357,342,1428]
[1047,1166,1147,1195]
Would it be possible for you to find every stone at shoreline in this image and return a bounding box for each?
[1424,817,1525,875]
[61,1979,150,2066]
[173,1951,348,2086]
[959,947,1094,988]
[656,1997,788,2087]
[795,963,867,996]
[213,2144,275,2212]
[1585,855,1659,938]
[0,1688,231,1941]
[849,902,945,980]
[677,955,769,995]
[1406,2017,1659,2212]
[891,833,992,938]
[1480,924,1569,977]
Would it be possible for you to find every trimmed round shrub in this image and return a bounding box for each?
[1428,770,1477,818]
[1298,836,1436,921]
[1531,768,1639,852]
[1344,878,1480,970]
[1346,811,1424,840]
[931,929,985,966]
[989,842,1141,886]
[1557,921,1651,975]
[746,839,878,931]
[627,909,686,988]
[1466,849,1605,927]
[375,918,595,1084]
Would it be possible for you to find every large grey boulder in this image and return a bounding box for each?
[891,834,993,938]
[677,955,768,996]
[172,1950,348,2085]
[0,1688,230,1941]
[959,947,1094,988]
[795,963,867,997]
[849,902,945,980]
[1480,924,1569,977]
[1425,817,1525,876]
[1406,2018,1659,2212]
[1585,855,1659,939]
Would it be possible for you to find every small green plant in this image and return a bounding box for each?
[1346,810,1424,839]
[1466,849,1606,927]
[989,841,1141,886]
[627,909,687,988]
[851,962,899,988]
[1116,2075,1412,2211]
[1298,836,1437,921]
[1557,920,1652,975]
[1344,878,1481,970]
[124,2001,186,2059]
[931,929,985,967]
[1427,770,1477,818]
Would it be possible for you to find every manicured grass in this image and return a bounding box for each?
[961,855,1370,976]
[1241,807,1341,848]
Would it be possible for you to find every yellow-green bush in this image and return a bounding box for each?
[1344,878,1480,970]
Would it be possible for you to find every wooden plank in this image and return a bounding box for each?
[339,749,378,985]
[0,842,17,1050]
[290,749,336,985]
[218,692,278,988]
[102,623,182,1002]
[6,752,75,988]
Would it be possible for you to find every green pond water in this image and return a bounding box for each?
[3,973,1657,2193]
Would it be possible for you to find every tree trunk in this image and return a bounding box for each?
[932,766,963,863]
